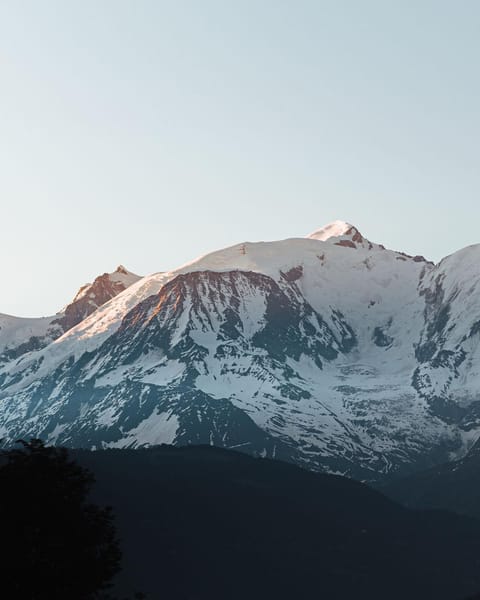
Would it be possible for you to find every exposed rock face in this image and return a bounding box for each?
[0,266,141,364]
[54,266,141,331]
[2,224,480,482]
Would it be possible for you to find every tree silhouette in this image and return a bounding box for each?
[0,439,122,599]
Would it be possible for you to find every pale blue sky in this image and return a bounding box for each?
[1,1,479,316]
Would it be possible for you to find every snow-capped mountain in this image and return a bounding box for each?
[0,266,141,364]
[1,222,480,481]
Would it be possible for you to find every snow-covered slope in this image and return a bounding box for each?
[0,314,63,363]
[0,266,141,364]
[1,222,480,481]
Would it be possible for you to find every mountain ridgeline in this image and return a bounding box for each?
[383,436,480,520]
[0,265,141,364]
[2,221,480,481]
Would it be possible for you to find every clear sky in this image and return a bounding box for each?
[1,1,480,316]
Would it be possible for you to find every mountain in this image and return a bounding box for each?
[56,264,141,331]
[75,444,480,600]
[383,437,480,520]
[0,265,141,364]
[1,222,480,480]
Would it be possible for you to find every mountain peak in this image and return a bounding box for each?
[71,267,140,304]
[306,221,375,250]
[56,266,142,331]
[307,220,358,241]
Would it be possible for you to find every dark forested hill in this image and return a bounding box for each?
[383,441,480,521]
[71,445,480,600]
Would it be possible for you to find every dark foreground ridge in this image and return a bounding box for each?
[383,438,480,521]
[72,444,480,600]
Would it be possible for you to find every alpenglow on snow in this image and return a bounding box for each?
[1,221,479,481]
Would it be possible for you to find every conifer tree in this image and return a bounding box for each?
[0,439,122,600]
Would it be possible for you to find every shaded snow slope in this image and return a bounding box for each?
[0,313,63,363]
